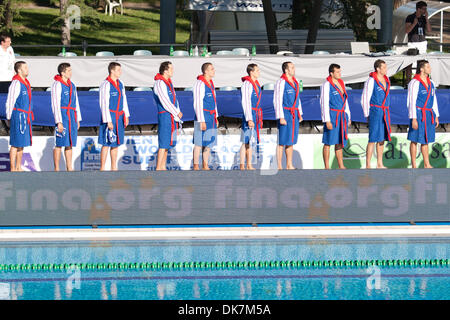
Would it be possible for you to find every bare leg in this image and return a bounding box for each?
[202,147,210,170]
[9,147,17,172]
[100,146,109,171]
[163,149,169,169]
[366,142,375,169]
[421,144,433,168]
[410,142,417,168]
[239,144,246,170]
[277,145,284,170]
[285,145,295,169]
[110,147,119,171]
[323,144,331,169]
[246,144,255,170]
[156,148,167,171]
[376,142,386,169]
[335,144,346,169]
[193,145,202,170]
[64,147,73,171]
[16,148,24,171]
[53,147,62,171]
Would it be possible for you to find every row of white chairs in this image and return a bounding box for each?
[18,49,447,58]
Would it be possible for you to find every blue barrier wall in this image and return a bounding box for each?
[1,89,449,127]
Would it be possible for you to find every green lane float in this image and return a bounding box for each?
[0,258,448,273]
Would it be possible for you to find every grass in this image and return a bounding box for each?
[12,7,191,56]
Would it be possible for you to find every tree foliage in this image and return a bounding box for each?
[48,0,102,45]
[0,0,25,35]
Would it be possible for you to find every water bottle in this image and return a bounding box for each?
[189,45,193,56]
[55,127,66,138]
[299,80,303,93]
[62,46,66,57]
[251,45,256,56]
[202,45,207,57]
[194,46,199,57]
[169,46,174,56]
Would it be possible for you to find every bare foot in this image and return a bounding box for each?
[376,165,387,169]
[424,164,434,169]
[339,167,347,170]
[240,164,246,170]
[286,166,296,170]
[156,167,166,171]
[246,166,256,170]
[202,166,210,171]
[193,164,200,171]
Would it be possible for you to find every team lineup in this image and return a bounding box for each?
[5,59,440,172]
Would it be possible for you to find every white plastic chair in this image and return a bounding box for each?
[96,51,114,56]
[105,0,123,16]
[232,48,249,56]
[216,50,234,56]
[172,50,189,57]
[133,87,152,91]
[46,87,52,92]
[263,83,275,90]
[184,87,193,91]
[89,88,100,91]
[312,51,330,55]
[390,86,404,90]
[220,86,237,91]
[58,52,77,57]
[133,50,152,56]
[276,51,293,55]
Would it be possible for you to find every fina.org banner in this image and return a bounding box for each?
[0,169,449,226]
[188,0,292,12]
[0,133,450,171]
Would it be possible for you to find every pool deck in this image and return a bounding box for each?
[0,225,449,241]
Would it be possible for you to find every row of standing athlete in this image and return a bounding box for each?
[4,58,439,172]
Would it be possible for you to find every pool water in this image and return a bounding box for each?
[0,237,449,300]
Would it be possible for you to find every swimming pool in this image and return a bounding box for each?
[0,237,449,300]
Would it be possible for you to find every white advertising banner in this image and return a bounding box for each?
[0,134,314,172]
[1,133,450,171]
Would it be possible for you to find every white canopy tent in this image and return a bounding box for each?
[393,0,450,52]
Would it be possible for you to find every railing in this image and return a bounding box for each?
[12,41,450,56]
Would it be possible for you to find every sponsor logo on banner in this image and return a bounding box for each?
[0,152,36,172]
[81,138,101,171]
[313,133,450,169]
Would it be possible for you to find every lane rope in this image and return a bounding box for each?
[0,258,448,273]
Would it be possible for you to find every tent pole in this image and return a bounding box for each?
[440,10,443,52]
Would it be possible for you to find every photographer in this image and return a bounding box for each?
[405,1,431,53]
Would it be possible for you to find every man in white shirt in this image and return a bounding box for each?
[0,34,15,93]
